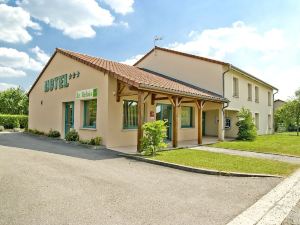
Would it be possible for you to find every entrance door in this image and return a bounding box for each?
[65,102,74,136]
[156,104,172,140]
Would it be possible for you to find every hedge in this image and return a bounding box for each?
[0,114,28,129]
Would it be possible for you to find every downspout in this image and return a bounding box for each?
[273,89,279,133]
[221,64,231,139]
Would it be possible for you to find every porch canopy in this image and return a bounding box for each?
[56,48,229,152]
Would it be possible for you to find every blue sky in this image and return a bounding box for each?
[0,0,299,100]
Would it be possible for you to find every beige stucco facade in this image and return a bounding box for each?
[135,48,276,137]
[29,52,223,148]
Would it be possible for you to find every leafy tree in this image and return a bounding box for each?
[0,87,28,115]
[141,120,167,156]
[236,108,257,141]
[275,88,300,136]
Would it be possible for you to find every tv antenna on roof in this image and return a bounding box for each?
[154,35,163,47]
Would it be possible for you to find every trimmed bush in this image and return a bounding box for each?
[0,125,4,131]
[65,129,79,141]
[48,129,60,138]
[18,115,28,129]
[90,136,102,146]
[0,114,27,129]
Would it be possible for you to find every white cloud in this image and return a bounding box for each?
[0,82,18,91]
[121,54,144,65]
[17,0,114,39]
[103,0,134,15]
[0,67,26,77]
[31,46,50,64]
[169,21,286,60]
[0,4,41,43]
[0,47,45,71]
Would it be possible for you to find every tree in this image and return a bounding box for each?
[141,120,167,156]
[275,88,300,136]
[236,108,257,141]
[0,87,28,115]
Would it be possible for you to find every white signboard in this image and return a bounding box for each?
[76,88,97,99]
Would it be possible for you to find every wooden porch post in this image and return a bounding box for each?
[196,100,205,145]
[137,90,144,152]
[172,96,179,148]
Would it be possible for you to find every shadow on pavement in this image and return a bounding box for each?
[0,132,120,161]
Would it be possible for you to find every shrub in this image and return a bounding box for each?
[48,129,60,138]
[18,115,28,129]
[0,114,28,129]
[79,139,90,145]
[0,125,4,131]
[141,120,167,156]
[28,128,45,135]
[65,129,79,141]
[90,136,102,145]
[236,108,257,141]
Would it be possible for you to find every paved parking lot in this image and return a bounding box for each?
[0,133,281,225]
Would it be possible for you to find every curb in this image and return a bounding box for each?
[122,154,282,178]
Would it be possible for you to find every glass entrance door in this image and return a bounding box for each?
[156,104,172,140]
[65,102,74,136]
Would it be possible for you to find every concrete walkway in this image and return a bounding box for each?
[191,146,300,164]
[227,169,300,225]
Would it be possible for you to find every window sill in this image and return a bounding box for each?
[122,128,137,131]
[80,127,97,131]
[181,127,195,129]
[232,95,239,98]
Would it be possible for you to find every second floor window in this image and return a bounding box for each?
[268,92,272,106]
[248,83,252,101]
[255,86,259,103]
[233,77,239,97]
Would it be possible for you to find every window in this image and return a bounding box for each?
[268,114,272,130]
[123,100,138,129]
[233,77,239,97]
[268,92,272,106]
[83,99,97,128]
[248,83,252,101]
[225,118,231,129]
[181,106,193,128]
[255,113,259,130]
[255,86,259,103]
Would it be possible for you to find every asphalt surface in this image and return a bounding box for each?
[0,132,281,225]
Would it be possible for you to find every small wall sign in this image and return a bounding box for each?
[44,71,80,92]
[76,88,98,100]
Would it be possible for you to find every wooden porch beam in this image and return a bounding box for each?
[196,100,205,145]
[137,90,145,152]
[151,93,156,105]
[172,96,179,148]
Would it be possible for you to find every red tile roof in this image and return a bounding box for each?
[28,48,228,102]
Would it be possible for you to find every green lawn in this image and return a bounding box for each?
[211,132,300,157]
[151,149,298,176]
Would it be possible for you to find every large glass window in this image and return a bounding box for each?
[84,99,97,128]
[123,100,138,129]
[181,106,193,128]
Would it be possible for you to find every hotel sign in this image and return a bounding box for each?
[44,71,80,92]
[76,88,98,100]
